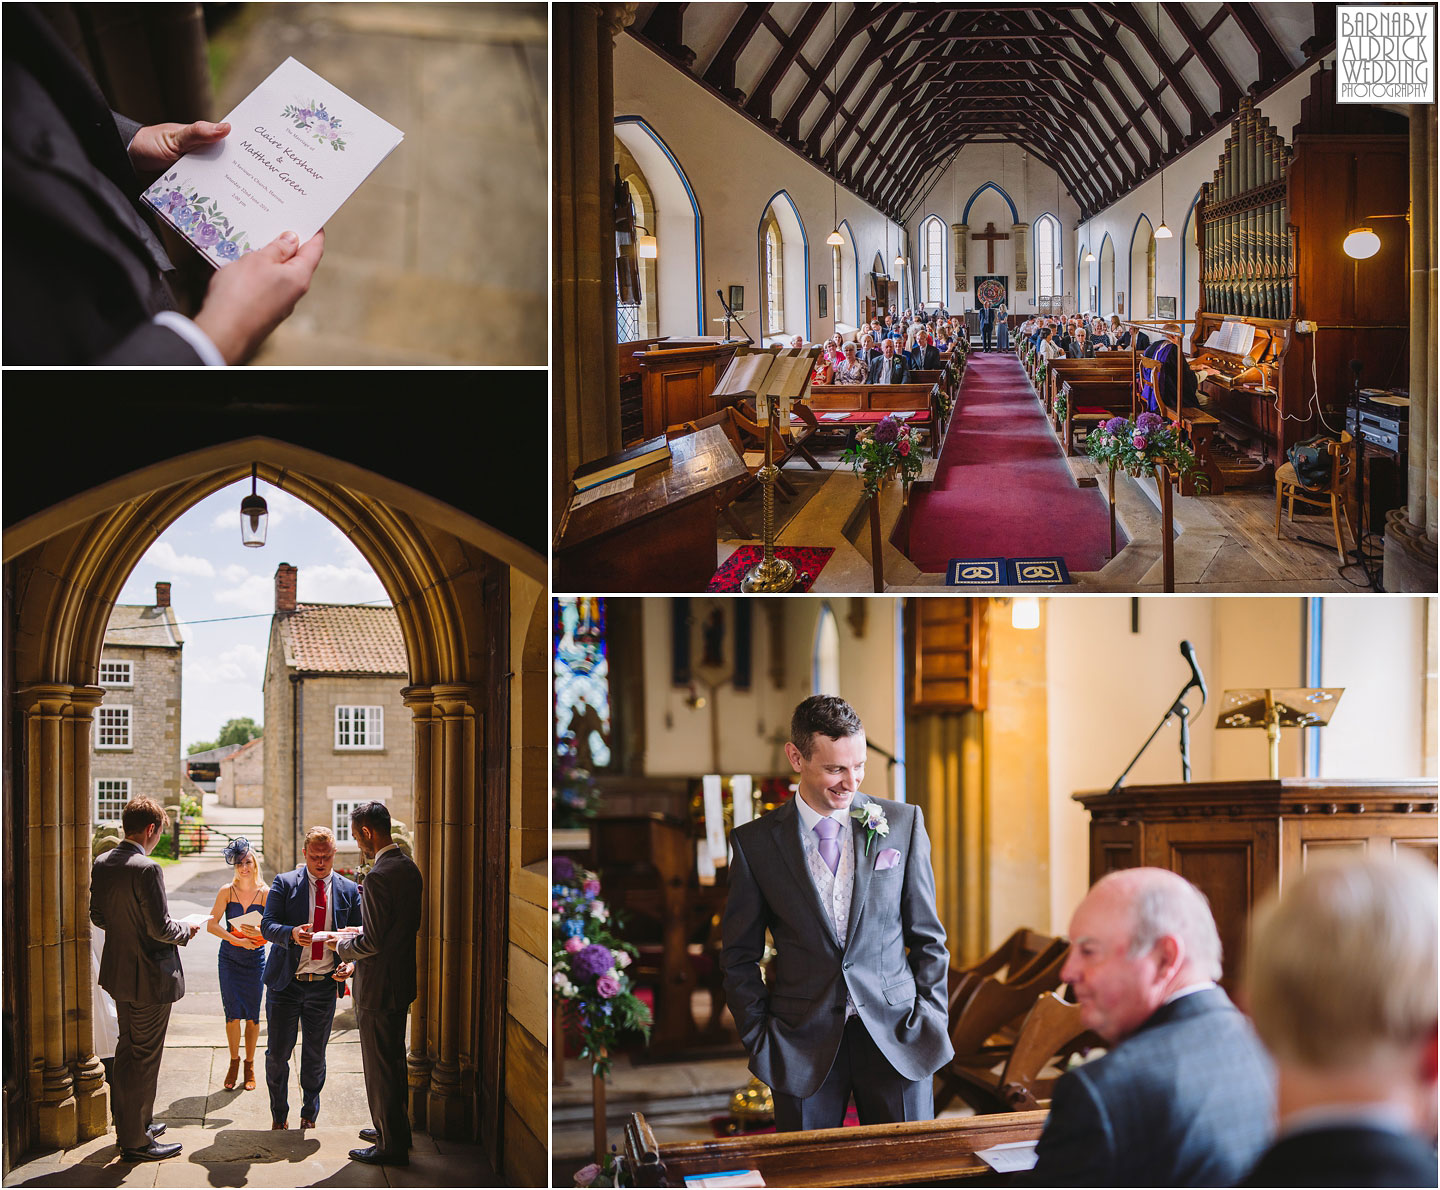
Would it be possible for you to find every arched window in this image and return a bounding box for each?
[1034,214,1060,305]
[832,245,843,327]
[922,216,945,306]
[764,216,785,335]
[621,168,658,340]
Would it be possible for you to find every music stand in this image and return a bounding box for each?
[1216,687,1344,779]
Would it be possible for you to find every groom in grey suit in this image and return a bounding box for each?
[722,695,953,1131]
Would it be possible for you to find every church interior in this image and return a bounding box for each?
[553,4,1437,595]
[551,593,1438,1182]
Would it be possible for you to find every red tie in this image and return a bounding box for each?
[311,876,326,960]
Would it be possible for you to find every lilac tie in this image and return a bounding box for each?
[814,817,841,876]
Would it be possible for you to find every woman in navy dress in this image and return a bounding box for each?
[206,838,268,1090]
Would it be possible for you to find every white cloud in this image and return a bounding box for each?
[220,564,252,584]
[187,643,267,687]
[213,575,274,614]
[299,564,389,606]
[142,541,215,579]
[209,487,307,533]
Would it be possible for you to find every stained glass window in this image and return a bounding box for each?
[554,598,611,770]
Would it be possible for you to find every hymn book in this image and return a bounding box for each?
[572,436,673,492]
[142,58,404,268]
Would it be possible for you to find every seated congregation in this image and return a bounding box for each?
[555,4,1435,594]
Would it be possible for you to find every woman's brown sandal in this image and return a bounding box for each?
[243,1060,256,1090]
[224,1058,241,1091]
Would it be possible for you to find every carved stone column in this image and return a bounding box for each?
[952,223,968,292]
[1012,223,1029,292]
[553,3,634,513]
[20,684,108,1150]
[1385,102,1438,591]
[404,684,483,1140]
[401,686,437,1130]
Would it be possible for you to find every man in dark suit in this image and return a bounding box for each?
[867,337,910,384]
[978,299,995,351]
[1026,867,1274,1186]
[908,329,940,372]
[334,802,424,1166]
[3,4,324,364]
[257,827,360,1130]
[722,696,953,1131]
[89,796,200,1161]
[1243,856,1437,1188]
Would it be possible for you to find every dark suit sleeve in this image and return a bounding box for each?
[89,877,106,930]
[337,879,384,963]
[261,875,292,945]
[719,832,770,1052]
[900,805,949,1020]
[112,112,140,156]
[139,862,190,946]
[1024,1068,1116,1186]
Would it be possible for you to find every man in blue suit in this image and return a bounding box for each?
[978,300,994,352]
[256,827,360,1129]
[1026,868,1274,1186]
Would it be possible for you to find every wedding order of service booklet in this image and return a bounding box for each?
[142,58,403,267]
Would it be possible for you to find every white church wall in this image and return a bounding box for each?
[902,144,1082,315]
[639,598,901,792]
[616,34,907,344]
[1318,597,1430,778]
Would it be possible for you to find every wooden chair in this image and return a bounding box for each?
[1274,431,1354,563]
[943,991,1101,1113]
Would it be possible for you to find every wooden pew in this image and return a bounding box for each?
[946,991,1099,1114]
[808,382,943,457]
[623,1109,1049,1187]
[1061,378,1136,455]
[1045,356,1134,422]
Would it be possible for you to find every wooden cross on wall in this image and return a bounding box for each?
[972,222,1009,272]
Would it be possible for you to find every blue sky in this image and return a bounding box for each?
[115,477,389,750]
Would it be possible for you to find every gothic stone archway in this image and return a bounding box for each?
[2,438,548,1183]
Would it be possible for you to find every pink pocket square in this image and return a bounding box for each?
[875,848,902,871]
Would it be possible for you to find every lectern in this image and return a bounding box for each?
[1074,778,1438,991]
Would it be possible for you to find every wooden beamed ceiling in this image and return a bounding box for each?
[629,3,1333,222]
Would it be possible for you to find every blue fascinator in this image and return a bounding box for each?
[224,837,254,866]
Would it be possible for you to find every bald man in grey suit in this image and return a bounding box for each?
[333,801,423,1167]
[89,797,199,1161]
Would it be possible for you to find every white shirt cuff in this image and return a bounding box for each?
[152,312,226,366]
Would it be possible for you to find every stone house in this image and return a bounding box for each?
[91,582,183,824]
[216,737,264,808]
[262,563,411,874]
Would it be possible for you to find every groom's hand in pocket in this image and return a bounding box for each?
[194,229,326,363]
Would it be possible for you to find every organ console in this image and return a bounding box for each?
[1190,75,1408,492]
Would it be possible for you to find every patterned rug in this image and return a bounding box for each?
[707,547,834,592]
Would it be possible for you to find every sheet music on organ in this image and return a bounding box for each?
[1203,320,1256,357]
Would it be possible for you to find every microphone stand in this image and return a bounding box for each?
[716,290,754,345]
[1108,663,1204,793]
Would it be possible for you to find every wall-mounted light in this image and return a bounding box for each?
[240,464,268,548]
[1011,597,1041,631]
[635,223,658,259]
[1342,212,1407,260]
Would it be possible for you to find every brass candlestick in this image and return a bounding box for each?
[742,390,796,592]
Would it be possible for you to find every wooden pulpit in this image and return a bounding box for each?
[1074,778,1438,991]
[635,340,741,438]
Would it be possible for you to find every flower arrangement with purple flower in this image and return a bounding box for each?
[554,737,601,828]
[1086,409,1201,484]
[552,859,651,1076]
[142,171,252,265]
[282,99,348,151]
[841,413,925,499]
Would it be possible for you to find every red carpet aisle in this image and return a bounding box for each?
[905,350,1123,574]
